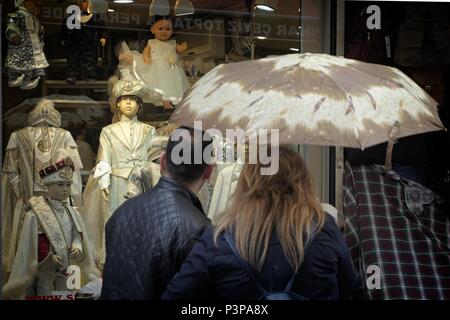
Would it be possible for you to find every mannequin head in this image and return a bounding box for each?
[111,79,145,120]
[40,155,75,201]
[116,95,142,119]
[151,18,173,41]
[47,182,72,201]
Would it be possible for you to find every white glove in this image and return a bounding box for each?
[77,274,103,300]
[94,161,111,190]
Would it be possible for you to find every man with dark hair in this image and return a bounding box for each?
[101,126,213,300]
[165,126,215,183]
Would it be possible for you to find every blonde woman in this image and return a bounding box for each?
[162,146,358,300]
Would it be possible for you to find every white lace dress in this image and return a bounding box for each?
[133,39,190,106]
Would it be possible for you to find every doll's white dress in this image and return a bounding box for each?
[133,39,190,106]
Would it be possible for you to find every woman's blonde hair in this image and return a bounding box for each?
[214,145,326,272]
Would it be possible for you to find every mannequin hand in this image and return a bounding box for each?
[70,246,82,259]
[78,274,103,300]
[51,254,64,269]
[100,38,107,47]
[10,35,21,45]
[101,188,110,202]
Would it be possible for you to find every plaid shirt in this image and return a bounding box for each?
[343,162,450,300]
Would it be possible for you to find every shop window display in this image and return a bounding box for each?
[1,0,333,299]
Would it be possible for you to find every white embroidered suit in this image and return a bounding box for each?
[82,115,155,268]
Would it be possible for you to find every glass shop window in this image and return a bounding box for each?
[2,0,331,196]
[342,0,450,208]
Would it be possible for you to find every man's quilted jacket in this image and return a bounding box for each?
[100,176,211,300]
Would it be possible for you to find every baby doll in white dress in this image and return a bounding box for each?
[136,17,190,110]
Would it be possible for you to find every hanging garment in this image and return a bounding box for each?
[61,11,107,79]
[343,162,450,299]
[5,6,48,85]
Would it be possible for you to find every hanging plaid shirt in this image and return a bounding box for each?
[343,162,450,300]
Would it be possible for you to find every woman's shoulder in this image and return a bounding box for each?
[198,226,229,252]
[199,226,216,243]
[313,214,343,243]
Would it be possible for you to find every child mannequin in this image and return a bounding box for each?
[5,0,48,90]
[2,152,96,299]
[138,17,190,110]
[82,80,156,268]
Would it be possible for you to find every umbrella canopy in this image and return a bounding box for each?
[170,53,445,148]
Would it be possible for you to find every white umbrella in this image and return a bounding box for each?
[170,53,445,150]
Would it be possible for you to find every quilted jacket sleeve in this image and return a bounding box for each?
[176,225,208,266]
[162,227,214,300]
